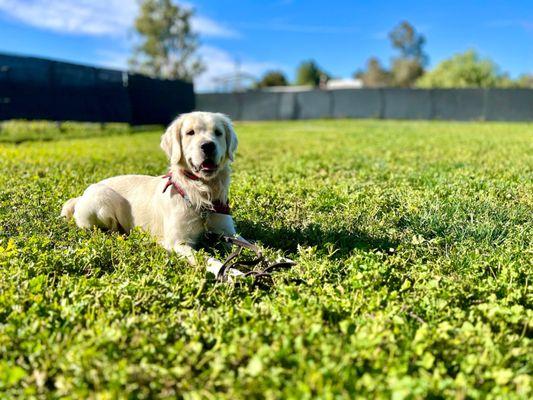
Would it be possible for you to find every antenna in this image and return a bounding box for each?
[211,57,256,92]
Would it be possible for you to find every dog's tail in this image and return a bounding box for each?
[61,197,80,219]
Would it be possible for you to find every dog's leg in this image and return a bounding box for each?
[172,242,219,271]
[205,215,252,246]
[205,256,244,279]
[68,184,132,232]
[172,242,243,279]
[61,197,80,219]
[173,243,197,265]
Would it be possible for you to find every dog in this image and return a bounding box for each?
[61,111,242,274]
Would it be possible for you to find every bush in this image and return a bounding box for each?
[417,50,510,88]
[295,60,329,87]
[256,70,288,88]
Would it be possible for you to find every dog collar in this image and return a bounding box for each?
[181,169,201,181]
[162,172,231,215]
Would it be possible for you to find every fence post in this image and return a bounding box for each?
[429,89,435,120]
[378,88,385,119]
[482,88,488,121]
[328,90,334,118]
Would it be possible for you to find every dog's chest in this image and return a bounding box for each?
[164,200,207,244]
[183,207,207,235]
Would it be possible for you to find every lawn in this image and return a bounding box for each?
[0,119,531,399]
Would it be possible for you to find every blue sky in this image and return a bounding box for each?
[0,0,531,90]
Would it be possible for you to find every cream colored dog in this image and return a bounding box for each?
[61,111,242,274]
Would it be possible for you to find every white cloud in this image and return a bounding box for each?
[95,49,130,70]
[195,46,285,92]
[95,46,283,93]
[0,0,238,38]
[192,16,239,38]
[0,0,135,36]
[0,1,279,92]
[239,21,359,34]
[487,19,533,33]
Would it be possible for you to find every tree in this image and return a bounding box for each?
[389,21,428,66]
[417,50,509,88]
[391,58,424,87]
[129,0,204,81]
[354,21,427,87]
[295,60,329,87]
[516,74,533,88]
[388,21,427,86]
[354,57,391,87]
[256,70,288,88]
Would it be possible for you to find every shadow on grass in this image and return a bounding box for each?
[236,219,398,259]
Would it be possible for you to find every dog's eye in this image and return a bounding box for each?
[186,130,195,136]
[215,129,223,137]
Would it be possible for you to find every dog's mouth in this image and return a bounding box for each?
[190,159,218,175]
[201,160,218,171]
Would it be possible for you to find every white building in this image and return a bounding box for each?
[326,78,363,89]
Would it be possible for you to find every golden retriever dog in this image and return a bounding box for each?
[61,111,243,275]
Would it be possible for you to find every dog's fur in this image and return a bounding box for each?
[61,112,240,270]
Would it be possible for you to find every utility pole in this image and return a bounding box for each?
[211,57,256,92]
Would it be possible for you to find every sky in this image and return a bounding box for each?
[0,0,531,91]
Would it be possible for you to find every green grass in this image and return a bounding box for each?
[0,119,531,399]
[0,120,158,143]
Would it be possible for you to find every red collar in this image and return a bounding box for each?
[162,171,231,215]
[181,169,201,181]
[162,169,199,195]
[162,172,188,198]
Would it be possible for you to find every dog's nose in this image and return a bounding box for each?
[201,141,216,155]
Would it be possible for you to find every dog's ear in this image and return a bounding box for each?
[160,115,183,163]
[219,114,238,162]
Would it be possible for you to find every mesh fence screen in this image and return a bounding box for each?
[0,53,194,124]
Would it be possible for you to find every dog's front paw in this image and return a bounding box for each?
[206,257,244,281]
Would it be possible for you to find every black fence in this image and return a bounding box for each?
[196,88,533,122]
[0,53,194,125]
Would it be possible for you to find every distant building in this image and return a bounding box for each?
[258,78,363,93]
[261,85,313,92]
[326,78,363,89]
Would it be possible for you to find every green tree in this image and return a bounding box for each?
[256,70,288,88]
[389,21,428,66]
[295,60,329,86]
[129,0,204,81]
[417,50,509,88]
[512,73,533,88]
[354,57,392,87]
[389,21,427,86]
[391,58,424,87]
[354,21,427,87]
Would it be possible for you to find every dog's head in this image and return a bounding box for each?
[160,112,238,180]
